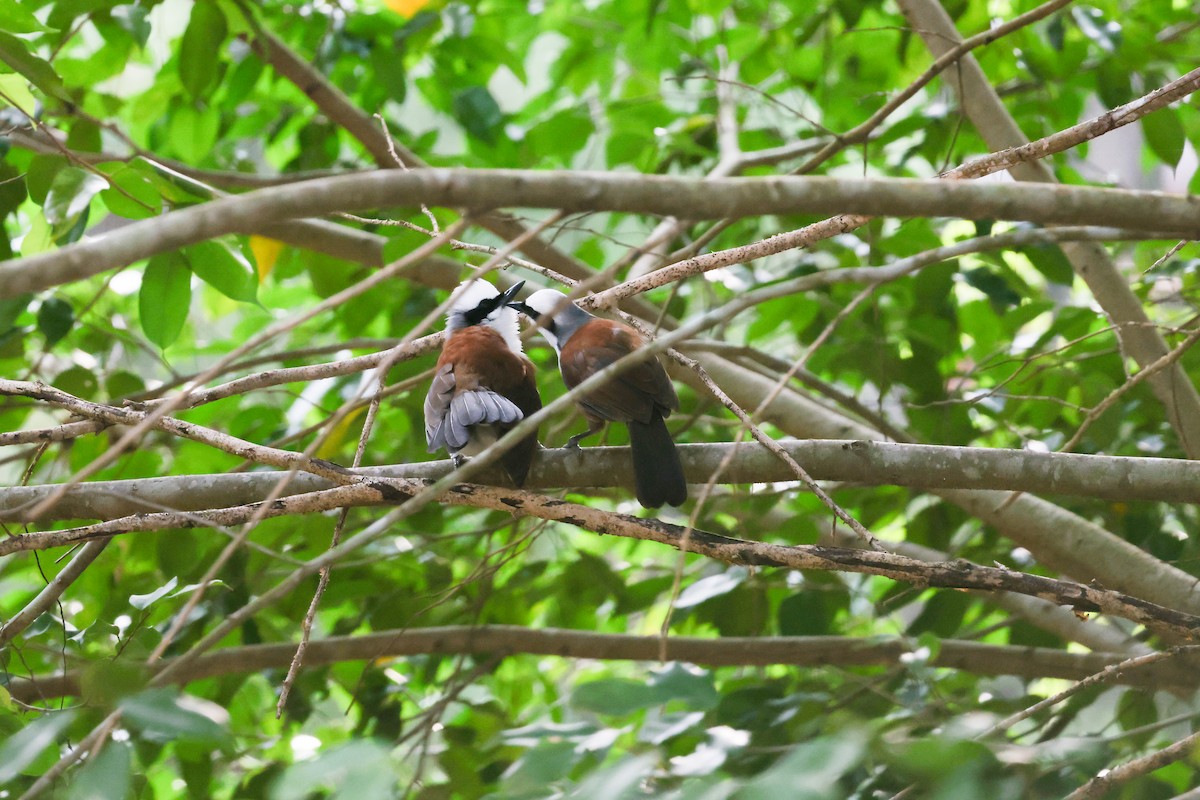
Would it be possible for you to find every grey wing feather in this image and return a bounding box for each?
[425,364,457,452]
[427,360,527,453]
[477,392,501,421]
[444,390,525,450]
[447,402,471,450]
[480,392,521,424]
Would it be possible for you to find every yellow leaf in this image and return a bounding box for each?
[249,236,285,283]
[384,0,430,17]
[315,406,368,460]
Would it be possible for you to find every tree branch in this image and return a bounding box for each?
[1066,729,1200,799]
[898,0,1200,460]
[2,474,1196,639]
[11,439,1200,522]
[8,626,1195,707]
[0,540,109,648]
[4,437,1200,523]
[3,169,1198,299]
[686,355,1200,616]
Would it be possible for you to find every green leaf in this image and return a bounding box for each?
[0,0,55,33]
[67,120,102,153]
[0,161,27,217]
[0,709,77,784]
[962,267,1020,310]
[571,678,658,716]
[1071,6,1121,53]
[37,296,74,345]
[20,207,54,255]
[25,155,65,205]
[887,737,995,780]
[178,0,228,99]
[501,741,581,794]
[0,31,69,101]
[0,293,31,332]
[67,741,131,800]
[111,4,151,46]
[452,86,503,145]
[740,735,865,799]
[43,167,107,230]
[674,567,748,609]
[140,254,192,349]
[1143,108,1185,169]
[1023,241,1075,285]
[79,660,151,708]
[53,365,98,397]
[271,740,394,800]
[525,108,594,165]
[98,162,163,219]
[648,663,719,710]
[779,589,846,636]
[567,753,658,799]
[185,240,258,303]
[119,688,231,747]
[167,104,219,163]
[129,575,179,609]
[0,72,36,115]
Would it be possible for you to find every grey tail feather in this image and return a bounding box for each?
[628,413,686,508]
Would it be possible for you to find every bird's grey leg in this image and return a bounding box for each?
[565,419,606,450]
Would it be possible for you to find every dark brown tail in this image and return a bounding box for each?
[498,423,539,487]
[628,413,687,508]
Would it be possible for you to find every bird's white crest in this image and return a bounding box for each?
[521,289,572,319]
[447,279,523,354]
[449,279,500,313]
[519,289,576,351]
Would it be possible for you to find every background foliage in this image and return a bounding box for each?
[2,0,1200,797]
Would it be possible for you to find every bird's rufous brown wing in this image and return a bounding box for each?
[560,320,678,423]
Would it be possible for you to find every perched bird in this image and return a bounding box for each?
[509,289,687,508]
[424,279,542,486]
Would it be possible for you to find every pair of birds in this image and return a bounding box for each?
[423,280,687,508]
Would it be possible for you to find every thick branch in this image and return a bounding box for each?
[686,355,1200,616]
[5,440,1200,524]
[3,169,1198,298]
[1,477,1195,639]
[7,625,1195,705]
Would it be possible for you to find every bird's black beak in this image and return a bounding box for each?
[507,300,538,319]
[495,280,525,310]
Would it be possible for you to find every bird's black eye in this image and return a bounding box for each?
[463,298,498,327]
[508,302,540,321]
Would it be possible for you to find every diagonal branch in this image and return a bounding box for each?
[2,476,1197,638]
[898,0,1200,459]
[0,540,109,648]
[594,66,1200,306]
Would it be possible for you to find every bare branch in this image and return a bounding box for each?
[898,0,1200,460]
[2,474,1197,638]
[8,439,1200,528]
[795,0,1074,174]
[4,170,1199,299]
[1067,729,1200,799]
[0,541,109,647]
[9,626,1195,705]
